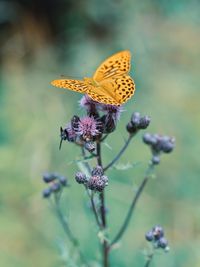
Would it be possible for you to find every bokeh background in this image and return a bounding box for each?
[0,0,200,266]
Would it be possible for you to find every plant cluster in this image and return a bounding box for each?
[42,95,175,267]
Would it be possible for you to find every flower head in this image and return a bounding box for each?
[79,95,100,117]
[100,104,123,121]
[76,116,102,141]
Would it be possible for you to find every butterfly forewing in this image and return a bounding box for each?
[51,50,135,106]
[51,79,89,93]
[93,50,131,82]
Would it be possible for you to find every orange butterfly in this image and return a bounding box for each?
[51,50,135,106]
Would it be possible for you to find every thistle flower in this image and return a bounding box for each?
[100,104,123,121]
[79,95,100,117]
[76,116,102,141]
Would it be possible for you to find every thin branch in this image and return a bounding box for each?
[96,141,109,267]
[81,146,92,174]
[88,189,102,229]
[100,134,109,142]
[104,134,133,172]
[54,199,88,266]
[144,253,154,267]
[110,163,154,248]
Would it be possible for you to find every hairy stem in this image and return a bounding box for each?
[110,163,154,248]
[104,134,133,172]
[96,141,109,267]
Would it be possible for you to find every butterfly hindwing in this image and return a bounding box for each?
[86,75,135,105]
[93,50,131,82]
[51,79,89,93]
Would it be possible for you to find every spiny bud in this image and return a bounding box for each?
[91,165,104,176]
[42,188,52,198]
[127,112,150,134]
[145,231,154,242]
[59,176,68,186]
[143,133,157,145]
[75,172,87,184]
[139,115,151,129]
[157,237,168,249]
[152,225,164,240]
[50,182,61,192]
[87,175,108,192]
[43,173,57,183]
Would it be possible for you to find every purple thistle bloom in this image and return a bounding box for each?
[99,104,123,122]
[79,95,100,117]
[76,116,102,141]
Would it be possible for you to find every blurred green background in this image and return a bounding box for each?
[0,0,200,266]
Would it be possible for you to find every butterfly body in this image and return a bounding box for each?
[51,50,135,106]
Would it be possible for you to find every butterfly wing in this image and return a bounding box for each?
[51,79,89,93]
[93,50,131,82]
[87,75,135,106]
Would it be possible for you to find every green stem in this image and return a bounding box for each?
[104,134,133,172]
[96,141,109,267]
[110,163,154,248]
[54,199,88,265]
[144,253,154,267]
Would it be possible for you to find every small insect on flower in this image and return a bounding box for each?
[51,50,135,106]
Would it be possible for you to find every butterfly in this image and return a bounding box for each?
[51,50,135,106]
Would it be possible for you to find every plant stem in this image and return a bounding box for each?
[104,134,133,172]
[90,191,103,229]
[110,163,154,248]
[96,141,109,267]
[81,146,102,229]
[54,199,87,265]
[144,253,154,267]
[81,146,92,174]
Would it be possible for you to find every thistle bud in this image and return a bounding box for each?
[42,188,52,198]
[75,172,87,184]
